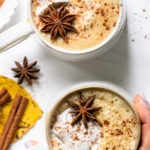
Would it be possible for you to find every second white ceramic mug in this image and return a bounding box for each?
[45,81,141,150]
[0,0,126,61]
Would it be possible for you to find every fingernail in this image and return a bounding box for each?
[139,93,149,107]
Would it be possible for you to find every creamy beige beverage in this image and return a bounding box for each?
[32,0,121,50]
[46,87,140,150]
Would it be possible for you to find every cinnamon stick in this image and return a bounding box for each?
[0,107,2,115]
[0,95,21,149]
[0,0,4,7]
[0,88,11,106]
[0,95,28,150]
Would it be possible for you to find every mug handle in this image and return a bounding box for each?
[0,19,34,52]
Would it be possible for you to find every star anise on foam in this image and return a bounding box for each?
[39,4,76,42]
[11,56,40,85]
[68,91,101,128]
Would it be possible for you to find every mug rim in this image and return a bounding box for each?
[45,82,141,150]
[28,0,126,55]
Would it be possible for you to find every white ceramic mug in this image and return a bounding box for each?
[45,81,141,150]
[0,0,126,61]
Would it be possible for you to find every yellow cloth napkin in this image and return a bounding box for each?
[0,75,43,141]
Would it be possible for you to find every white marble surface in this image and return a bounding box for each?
[0,0,18,30]
[0,0,150,149]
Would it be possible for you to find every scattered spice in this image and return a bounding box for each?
[142,9,146,12]
[39,4,76,42]
[68,91,101,128]
[11,56,40,85]
[132,39,135,42]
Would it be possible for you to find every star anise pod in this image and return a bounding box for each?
[11,56,40,85]
[39,4,76,42]
[68,91,101,128]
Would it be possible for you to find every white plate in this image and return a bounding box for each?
[0,0,18,30]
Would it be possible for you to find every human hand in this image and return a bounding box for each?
[133,94,150,150]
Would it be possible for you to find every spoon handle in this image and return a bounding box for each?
[0,20,33,52]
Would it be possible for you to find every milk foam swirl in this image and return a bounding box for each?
[50,109,101,150]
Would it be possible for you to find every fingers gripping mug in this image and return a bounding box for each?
[0,0,126,61]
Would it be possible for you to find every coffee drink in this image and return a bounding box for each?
[32,0,121,50]
[46,87,140,150]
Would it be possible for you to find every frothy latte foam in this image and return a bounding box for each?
[47,88,140,150]
[32,0,121,50]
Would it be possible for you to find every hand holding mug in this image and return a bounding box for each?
[133,94,150,150]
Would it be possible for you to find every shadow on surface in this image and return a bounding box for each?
[39,22,132,91]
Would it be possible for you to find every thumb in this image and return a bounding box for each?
[133,94,150,150]
[133,94,150,123]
